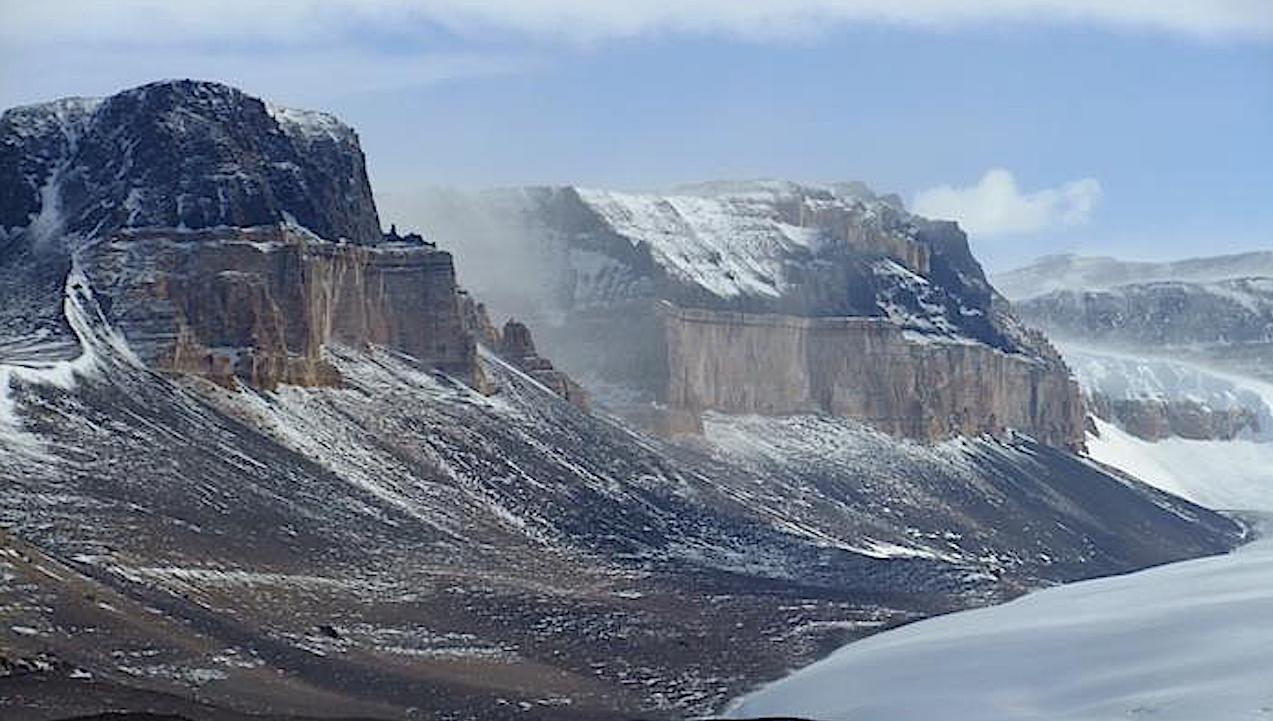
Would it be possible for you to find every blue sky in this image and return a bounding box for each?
[1,1,1269,270]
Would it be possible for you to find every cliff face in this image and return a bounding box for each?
[1087,393,1260,442]
[417,182,1085,449]
[86,226,479,390]
[0,81,482,392]
[663,307,1083,448]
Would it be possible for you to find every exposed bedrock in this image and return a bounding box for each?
[1088,392,1261,441]
[1,80,601,399]
[85,225,482,391]
[663,305,1085,449]
[415,183,1087,449]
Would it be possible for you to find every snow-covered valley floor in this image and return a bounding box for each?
[728,522,1273,721]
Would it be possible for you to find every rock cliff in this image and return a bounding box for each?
[86,225,480,390]
[663,306,1083,447]
[1,80,575,394]
[417,182,1085,449]
[1087,392,1260,441]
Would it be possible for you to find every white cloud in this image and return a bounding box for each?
[912,169,1102,236]
[1,0,1271,45]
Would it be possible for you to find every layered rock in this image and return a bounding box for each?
[1002,256,1273,385]
[0,80,491,392]
[87,225,480,390]
[416,182,1085,449]
[1087,393,1261,441]
[997,254,1273,442]
[664,306,1083,447]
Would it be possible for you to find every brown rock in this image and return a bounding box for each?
[87,224,484,391]
[662,304,1086,450]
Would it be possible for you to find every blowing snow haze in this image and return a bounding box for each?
[1,3,1271,721]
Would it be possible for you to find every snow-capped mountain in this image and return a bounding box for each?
[0,82,1246,720]
[416,183,1086,448]
[995,254,1273,513]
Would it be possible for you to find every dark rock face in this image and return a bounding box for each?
[415,183,1085,449]
[1,80,381,244]
[1015,279,1273,348]
[0,80,491,391]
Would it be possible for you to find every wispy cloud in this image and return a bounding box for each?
[3,0,1271,45]
[913,169,1102,236]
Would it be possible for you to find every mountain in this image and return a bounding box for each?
[415,182,1085,449]
[999,254,1273,439]
[0,82,1245,720]
[1014,278,1273,358]
[995,253,1273,513]
[993,251,1273,302]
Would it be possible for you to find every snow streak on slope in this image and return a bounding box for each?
[692,412,1233,585]
[575,187,825,299]
[1088,418,1273,512]
[728,531,1273,721]
[0,265,136,452]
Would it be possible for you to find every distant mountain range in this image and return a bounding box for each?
[993,251,1273,301]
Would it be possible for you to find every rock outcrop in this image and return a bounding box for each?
[0,80,494,392]
[1088,393,1261,441]
[663,306,1083,447]
[497,320,590,411]
[1,80,381,244]
[416,182,1085,449]
[87,225,481,391]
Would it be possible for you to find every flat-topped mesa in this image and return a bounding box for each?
[416,181,1087,449]
[0,80,484,391]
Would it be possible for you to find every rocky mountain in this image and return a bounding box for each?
[0,82,1247,720]
[416,182,1085,449]
[998,254,1273,443]
[1015,277,1273,350]
[0,80,489,393]
[993,251,1273,302]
